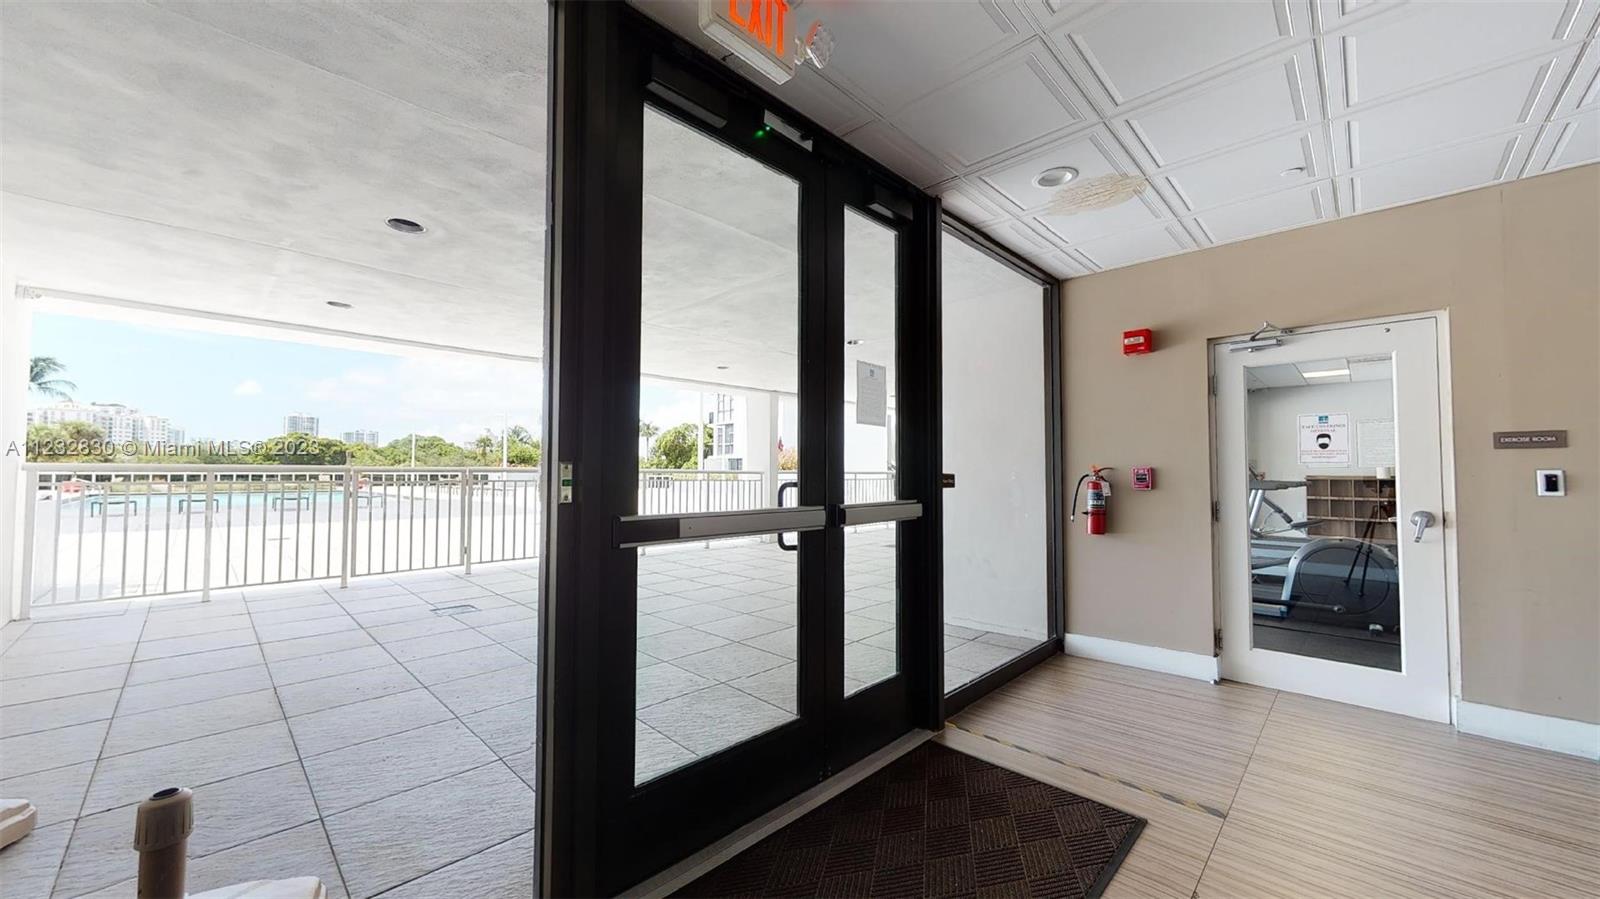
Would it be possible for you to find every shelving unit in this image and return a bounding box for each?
[1305,475,1397,542]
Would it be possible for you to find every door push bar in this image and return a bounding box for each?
[837,500,922,526]
[615,506,826,549]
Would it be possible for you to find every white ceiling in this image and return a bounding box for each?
[0,1,967,399]
[636,0,1600,276]
[1245,355,1393,389]
[1,1,550,359]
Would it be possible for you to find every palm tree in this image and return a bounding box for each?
[472,432,498,465]
[29,357,76,401]
[638,420,659,456]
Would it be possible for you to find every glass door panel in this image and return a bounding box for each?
[1243,355,1400,671]
[633,106,803,783]
[841,208,900,695]
[940,232,1051,693]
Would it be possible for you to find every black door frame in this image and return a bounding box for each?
[541,4,1066,894]
[541,4,943,895]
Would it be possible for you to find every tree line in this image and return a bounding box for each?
[24,422,543,467]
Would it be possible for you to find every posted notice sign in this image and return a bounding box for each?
[1298,412,1350,464]
[856,361,888,427]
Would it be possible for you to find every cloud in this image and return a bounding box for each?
[294,355,543,444]
[232,379,264,397]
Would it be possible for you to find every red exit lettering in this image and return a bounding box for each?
[728,0,789,57]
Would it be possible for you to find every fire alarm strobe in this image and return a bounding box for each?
[1131,466,1154,490]
[1122,328,1153,355]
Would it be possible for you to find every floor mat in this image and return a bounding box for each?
[674,740,1145,898]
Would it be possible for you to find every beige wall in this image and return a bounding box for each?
[1062,164,1600,724]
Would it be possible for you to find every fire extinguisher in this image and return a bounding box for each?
[1071,467,1113,535]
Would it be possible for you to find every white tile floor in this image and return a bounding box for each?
[1,564,540,899]
[0,532,1041,898]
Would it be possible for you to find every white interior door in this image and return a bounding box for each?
[1214,317,1450,721]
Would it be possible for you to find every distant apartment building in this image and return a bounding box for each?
[341,429,380,447]
[27,402,181,446]
[705,393,745,471]
[283,413,319,436]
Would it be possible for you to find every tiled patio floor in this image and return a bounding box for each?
[1,533,1038,898]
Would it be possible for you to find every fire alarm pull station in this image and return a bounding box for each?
[1122,328,1153,355]
[1131,467,1154,490]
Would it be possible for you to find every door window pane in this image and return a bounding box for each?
[842,209,898,695]
[635,107,800,782]
[1244,356,1401,671]
[940,233,1049,692]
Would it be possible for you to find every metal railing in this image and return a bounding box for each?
[775,471,897,505]
[636,469,766,515]
[17,464,894,612]
[19,464,543,612]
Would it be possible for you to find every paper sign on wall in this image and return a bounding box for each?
[1297,412,1350,464]
[1358,418,1396,467]
[856,361,887,426]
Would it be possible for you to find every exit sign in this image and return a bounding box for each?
[700,0,797,84]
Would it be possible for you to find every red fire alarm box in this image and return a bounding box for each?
[1122,328,1154,355]
[1131,466,1154,490]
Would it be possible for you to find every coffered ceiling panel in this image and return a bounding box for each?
[1191,181,1332,244]
[806,0,1026,116]
[631,0,1597,275]
[1553,39,1600,116]
[1071,222,1192,271]
[1531,112,1600,172]
[1122,48,1320,167]
[1350,129,1534,212]
[1334,51,1575,169]
[840,120,953,190]
[935,179,1009,228]
[1323,0,1594,110]
[1159,131,1321,212]
[1048,0,1309,107]
[890,39,1091,169]
[1026,250,1090,280]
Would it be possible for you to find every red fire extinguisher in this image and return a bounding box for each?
[1071,466,1113,535]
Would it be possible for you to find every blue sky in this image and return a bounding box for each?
[30,313,542,445]
[30,313,730,448]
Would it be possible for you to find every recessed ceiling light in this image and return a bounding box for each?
[1280,165,1307,177]
[385,217,426,234]
[1301,368,1350,379]
[715,365,729,370]
[325,301,353,309]
[1032,166,1079,189]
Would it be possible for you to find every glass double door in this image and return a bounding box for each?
[579,65,935,889]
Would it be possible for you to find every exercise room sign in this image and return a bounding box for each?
[1298,412,1351,464]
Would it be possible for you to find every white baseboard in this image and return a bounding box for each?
[1064,633,1220,683]
[1454,699,1600,760]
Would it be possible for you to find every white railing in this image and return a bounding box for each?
[16,464,895,612]
[636,469,767,515]
[19,464,543,611]
[774,471,897,505]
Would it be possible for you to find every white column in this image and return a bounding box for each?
[744,391,781,506]
[1,275,34,624]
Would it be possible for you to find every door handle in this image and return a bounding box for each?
[1409,510,1436,543]
[777,481,799,552]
